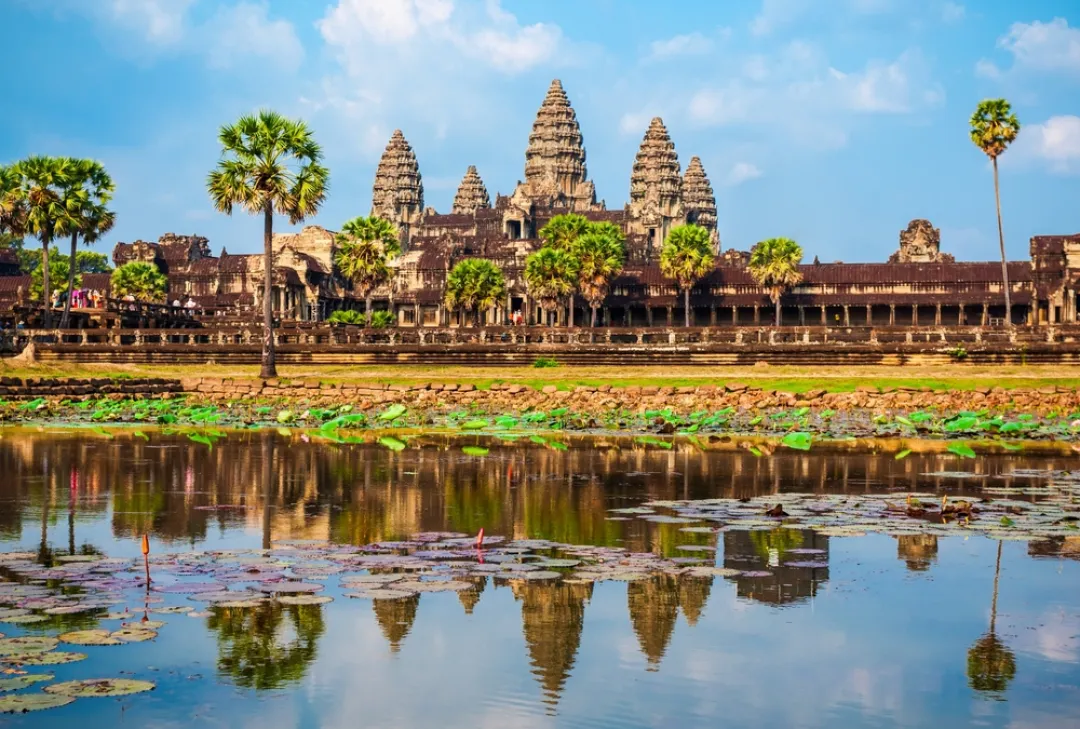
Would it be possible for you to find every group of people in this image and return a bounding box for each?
[171,298,199,310]
[49,288,105,309]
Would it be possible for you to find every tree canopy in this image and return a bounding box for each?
[333,216,400,313]
[444,259,506,325]
[524,248,579,312]
[749,237,804,326]
[110,261,168,302]
[660,224,715,326]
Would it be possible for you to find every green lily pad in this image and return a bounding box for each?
[460,419,489,430]
[378,436,406,452]
[0,615,48,625]
[378,404,407,421]
[947,442,977,459]
[111,628,157,643]
[45,679,155,697]
[0,693,74,713]
[895,449,912,460]
[0,674,53,692]
[58,630,121,647]
[462,446,489,457]
[0,638,58,656]
[1,652,86,666]
[781,432,812,451]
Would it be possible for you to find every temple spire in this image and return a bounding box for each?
[519,79,597,208]
[682,156,719,248]
[451,166,491,215]
[627,117,683,251]
[371,129,424,247]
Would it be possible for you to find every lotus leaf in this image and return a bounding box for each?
[345,589,417,600]
[379,436,406,452]
[0,638,58,656]
[59,630,121,646]
[460,420,489,430]
[461,446,489,457]
[0,674,53,692]
[45,679,155,697]
[0,693,75,713]
[781,432,812,451]
[378,404,407,421]
[111,628,157,643]
[1,652,86,666]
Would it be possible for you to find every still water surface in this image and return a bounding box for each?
[0,430,1077,728]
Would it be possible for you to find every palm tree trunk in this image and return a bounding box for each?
[261,202,277,378]
[41,243,51,329]
[568,294,574,328]
[992,158,1012,326]
[590,304,597,328]
[60,232,78,329]
[684,287,691,327]
[774,291,782,327]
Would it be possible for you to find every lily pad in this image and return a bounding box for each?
[460,420,489,430]
[0,674,53,692]
[378,436,406,452]
[378,404,407,421]
[0,637,59,656]
[345,589,417,600]
[276,595,333,606]
[781,432,813,451]
[254,582,324,594]
[0,615,48,625]
[111,628,157,643]
[0,693,75,713]
[1,652,86,666]
[45,679,156,697]
[59,630,121,647]
[461,446,489,457]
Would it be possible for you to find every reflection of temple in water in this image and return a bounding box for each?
[372,594,420,654]
[723,528,830,606]
[628,574,680,671]
[897,534,939,572]
[511,578,593,708]
[457,575,487,614]
[1027,536,1080,562]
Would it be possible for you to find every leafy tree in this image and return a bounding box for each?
[59,160,115,328]
[31,249,79,301]
[333,216,400,317]
[524,248,578,323]
[572,230,626,327]
[207,603,326,691]
[327,309,366,325]
[208,110,329,378]
[970,99,1021,326]
[444,259,505,326]
[0,165,27,241]
[540,214,590,327]
[11,156,78,327]
[660,224,715,327]
[369,310,395,328]
[748,237,804,326]
[75,250,112,273]
[967,542,1016,697]
[110,261,168,302]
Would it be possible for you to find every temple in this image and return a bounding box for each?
[93,78,1079,328]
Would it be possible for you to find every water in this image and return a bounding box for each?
[0,429,1077,728]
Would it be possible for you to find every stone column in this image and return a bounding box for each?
[753,306,760,324]
[982,303,989,325]
[709,306,717,326]
[666,307,673,326]
[646,307,654,326]
[912,304,918,326]
[843,305,850,326]
[798,306,806,325]
[888,305,895,326]
[865,305,871,325]
[958,304,965,325]
[732,306,738,325]
[820,307,827,325]
[935,304,942,326]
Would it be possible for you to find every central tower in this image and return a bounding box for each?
[516,79,598,209]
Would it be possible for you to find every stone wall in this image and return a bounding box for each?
[0,377,183,398]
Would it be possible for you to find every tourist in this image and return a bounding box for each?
[185,298,197,310]
[172,298,181,308]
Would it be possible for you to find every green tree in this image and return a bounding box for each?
[524,248,578,324]
[110,261,168,302]
[970,99,1021,326]
[0,165,27,241]
[748,237,804,326]
[660,224,715,327]
[75,250,112,274]
[31,249,78,301]
[333,216,400,318]
[11,156,78,328]
[572,230,626,327]
[207,603,326,690]
[539,214,590,327]
[444,259,506,326]
[967,541,1016,698]
[207,110,329,378]
[59,160,115,328]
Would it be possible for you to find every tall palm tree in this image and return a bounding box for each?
[573,231,626,327]
[444,259,505,327]
[748,237,804,326]
[660,224,715,327]
[967,541,1016,698]
[524,248,578,325]
[207,110,329,378]
[13,156,76,328]
[540,214,589,327]
[0,165,27,240]
[59,159,115,328]
[970,99,1021,326]
[333,216,400,319]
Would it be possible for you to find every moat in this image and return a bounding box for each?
[0,429,1077,728]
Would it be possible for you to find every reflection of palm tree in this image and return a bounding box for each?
[373,594,419,653]
[261,435,273,550]
[967,541,1016,698]
[207,603,325,690]
[513,579,592,709]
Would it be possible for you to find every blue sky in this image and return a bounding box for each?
[2,0,1078,263]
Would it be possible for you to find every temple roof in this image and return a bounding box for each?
[371,130,424,219]
[682,156,718,237]
[451,166,491,215]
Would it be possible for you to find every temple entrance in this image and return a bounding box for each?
[507,220,522,239]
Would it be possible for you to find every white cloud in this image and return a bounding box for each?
[105,0,194,44]
[941,2,965,23]
[834,50,940,113]
[726,162,763,186]
[750,0,811,37]
[997,18,1080,75]
[202,3,304,71]
[647,32,714,61]
[974,59,1001,79]
[1012,115,1080,174]
[619,111,663,136]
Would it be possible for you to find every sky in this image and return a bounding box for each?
[2,0,1079,264]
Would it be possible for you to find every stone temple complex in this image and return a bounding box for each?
[93,79,1080,328]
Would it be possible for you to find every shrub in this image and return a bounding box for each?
[368,310,396,329]
[327,309,365,325]
[533,357,560,368]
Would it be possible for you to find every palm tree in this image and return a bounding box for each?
[333,216,400,318]
[59,160,115,328]
[444,259,506,326]
[12,156,76,328]
[660,224,715,327]
[540,214,589,327]
[0,165,27,240]
[967,541,1016,698]
[207,110,329,378]
[524,248,578,325]
[970,99,1021,326]
[748,237,804,326]
[573,231,626,327]
[110,261,168,302]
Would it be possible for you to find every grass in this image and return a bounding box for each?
[3,360,1079,393]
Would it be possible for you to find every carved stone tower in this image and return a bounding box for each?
[889,219,953,263]
[451,166,491,215]
[627,117,683,255]
[371,129,424,248]
[517,79,598,209]
[682,156,719,250]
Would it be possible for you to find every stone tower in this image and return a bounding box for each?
[451,166,491,215]
[371,129,424,248]
[682,156,719,250]
[517,79,598,209]
[627,117,683,254]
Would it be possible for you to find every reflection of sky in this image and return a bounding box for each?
[1,528,1076,729]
